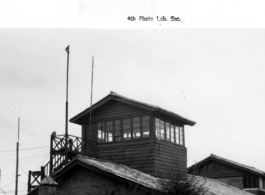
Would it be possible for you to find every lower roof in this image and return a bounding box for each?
[188,154,265,176]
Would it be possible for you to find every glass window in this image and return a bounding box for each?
[155,118,161,139]
[142,115,150,138]
[175,126,179,144]
[123,118,131,140]
[106,121,113,142]
[170,125,175,143]
[180,127,184,145]
[114,120,122,142]
[98,122,105,143]
[133,117,141,139]
[166,122,170,141]
[160,120,165,140]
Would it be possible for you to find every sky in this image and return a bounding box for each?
[1,1,265,195]
[1,29,265,194]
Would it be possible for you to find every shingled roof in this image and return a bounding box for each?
[70,91,196,126]
[51,155,252,195]
[188,154,265,176]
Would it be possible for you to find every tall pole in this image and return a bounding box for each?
[15,118,20,195]
[65,45,70,138]
[89,57,94,140]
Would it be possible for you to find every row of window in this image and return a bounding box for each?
[97,116,185,145]
[155,118,184,145]
[98,115,150,143]
[243,177,258,188]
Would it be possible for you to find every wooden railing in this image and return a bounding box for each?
[50,134,97,175]
[28,133,97,194]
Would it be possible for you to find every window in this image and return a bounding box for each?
[166,122,170,141]
[133,117,141,139]
[243,177,258,188]
[123,118,131,140]
[98,122,105,143]
[114,120,122,141]
[170,125,175,143]
[106,121,113,142]
[155,118,185,146]
[175,126,179,144]
[97,115,150,143]
[155,118,161,139]
[160,120,165,140]
[180,127,184,145]
[142,115,150,137]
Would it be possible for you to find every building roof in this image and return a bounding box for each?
[70,91,196,126]
[54,155,253,195]
[193,175,253,195]
[188,154,265,176]
[28,155,253,195]
[53,155,162,191]
[39,176,58,185]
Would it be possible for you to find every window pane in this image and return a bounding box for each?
[115,120,122,142]
[98,122,105,143]
[106,121,113,126]
[106,121,113,142]
[171,125,175,143]
[106,132,113,142]
[133,117,140,122]
[142,115,150,138]
[180,127,184,145]
[166,122,170,141]
[160,120,165,140]
[123,124,131,129]
[123,118,131,140]
[155,118,161,139]
[133,122,140,128]
[175,126,179,144]
[142,126,150,137]
[133,117,140,139]
[123,119,130,124]
[142,121,149,127]
[142,115,150,121]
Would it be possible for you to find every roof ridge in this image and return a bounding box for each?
[210,154,265,175]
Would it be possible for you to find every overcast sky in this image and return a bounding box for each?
[0,29,265,194]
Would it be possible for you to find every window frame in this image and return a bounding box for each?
[155,117,185,146]
[97,114,151,144]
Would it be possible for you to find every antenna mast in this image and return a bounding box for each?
[89,57,94,139]
[15,118,20,195]
[65,45,70,138]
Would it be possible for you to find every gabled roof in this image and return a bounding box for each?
[52,155,252,195]
[193,175,253,195]
[40,176,58,185]
[70,91,196,126]
[53,155,162,191]
[188,154,265,176]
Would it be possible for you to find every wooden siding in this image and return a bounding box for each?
[96,138,156,176]
[153,140,187,179]
[192,160,256,178]
[82,100,150,123]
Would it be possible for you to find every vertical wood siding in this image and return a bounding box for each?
[154,140,187,179]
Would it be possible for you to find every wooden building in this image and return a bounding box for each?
[28,155,254,195]
[27,91,195,192]
[188,154,265,195]
[70,91,196,178]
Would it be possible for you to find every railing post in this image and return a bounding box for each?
[69,139,73,151]
[41,166,45,180]
[28,170,31,193]
[50,133,54,175]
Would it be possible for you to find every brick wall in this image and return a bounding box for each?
[57,165,120,195]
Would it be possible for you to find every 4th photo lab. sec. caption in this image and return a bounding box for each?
[128,16,181,22]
